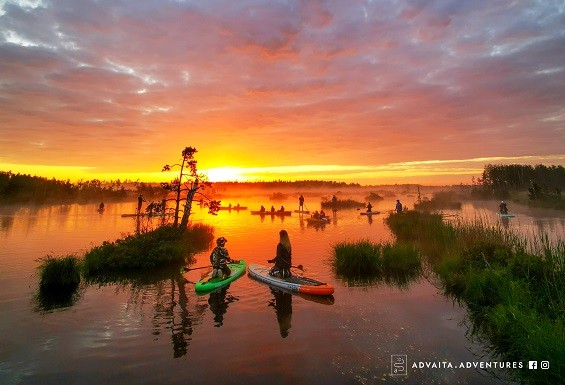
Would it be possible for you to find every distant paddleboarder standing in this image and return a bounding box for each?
[298,194,305,211]
[137,194,146,214]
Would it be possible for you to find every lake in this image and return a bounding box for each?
[1,193,563,385]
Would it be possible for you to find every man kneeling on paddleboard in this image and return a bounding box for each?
[268,230,292,278]
[210,237,234,279]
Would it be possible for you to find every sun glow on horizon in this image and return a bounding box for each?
[2,154,564,185]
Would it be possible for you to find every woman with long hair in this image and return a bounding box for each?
[268,230,292,278]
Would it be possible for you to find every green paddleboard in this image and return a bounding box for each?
[194,260,246,293]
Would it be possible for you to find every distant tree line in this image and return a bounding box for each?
[0,171,166,205]
[214,180,362,190]
[472,164,564,207]
[477,164,565,191]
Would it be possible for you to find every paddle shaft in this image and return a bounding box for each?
[183,265,212,272]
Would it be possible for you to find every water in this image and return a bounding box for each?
[1,195,563,385]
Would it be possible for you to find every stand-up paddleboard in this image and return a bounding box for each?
[293,210,310,214]
[247,264,334,296]
[121,212,167,217]
[497,213,515,218]
[250,211,292,216]
[360,211,380,215]
[306,217,330,224]
[195,260,246,292]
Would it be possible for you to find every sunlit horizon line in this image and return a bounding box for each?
[1,153,563,184]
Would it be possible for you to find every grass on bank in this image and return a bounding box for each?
[332,240,422,287]
[37,224,215,303]
[385,211,564,384]
[82,223,214,277]
[322,198,365,209]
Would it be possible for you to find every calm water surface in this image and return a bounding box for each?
[1,195,563,385]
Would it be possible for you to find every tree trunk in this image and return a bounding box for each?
[180,179,199,230]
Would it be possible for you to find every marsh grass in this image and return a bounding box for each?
[321,198,365,209]
[35,254,83,312]
[82,223,214,277]
[38,254,81,291]
[332,240,422,288]
[385,210,564,384]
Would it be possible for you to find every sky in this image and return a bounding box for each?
[1,0,564,185]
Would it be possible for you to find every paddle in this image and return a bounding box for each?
[267,262,304,271]
[181,265,212,273]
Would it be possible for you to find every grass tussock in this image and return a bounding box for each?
[36,254,83,312]
[321,198,365,209]
[332,240,421,288]
[38,254,82,291]
[82,224,214,277]
[385,210,564,384]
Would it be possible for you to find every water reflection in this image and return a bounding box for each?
[337,267,423,290]
[131,273,207,359]
[268,288,292,338]
[207,286,239,327]
[34,284,84,312]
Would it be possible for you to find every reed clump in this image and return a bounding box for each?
[332,240,421,287]
[36,254,83,311]
[385,210,564,384]
[38,254,82,291]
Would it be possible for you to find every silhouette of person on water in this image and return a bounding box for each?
[499,201,509,214]
[268,230,292,278]
[208,286,230,327]
[259,205,266,213]
[210,237,234,279]
[268,288,292,338]
[137,194,146,214]
[298,194,305,211]
[395,200,402,213]
[366,202,373,212]
[98,202,105,211]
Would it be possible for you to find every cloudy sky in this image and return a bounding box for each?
[1,0,564,184]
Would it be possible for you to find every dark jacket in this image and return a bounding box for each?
[270,243,291,269]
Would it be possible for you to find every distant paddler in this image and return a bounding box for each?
[298,194,305,211]
[137,194,146,214]
[395,200,402,213]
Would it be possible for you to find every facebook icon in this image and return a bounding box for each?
[528,361,537,369]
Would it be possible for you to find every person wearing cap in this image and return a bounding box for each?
[268,230,292,278]
[210,237,234,279]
